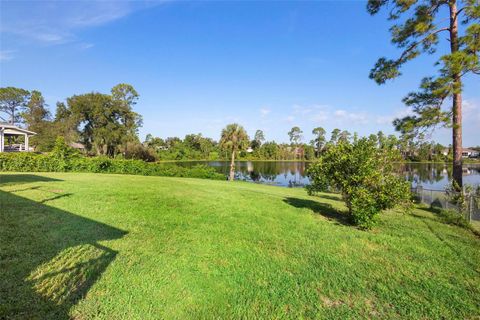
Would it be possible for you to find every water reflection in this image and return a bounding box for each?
[401,163,480,189]
[176,161,480,189]
[235,161,310,187]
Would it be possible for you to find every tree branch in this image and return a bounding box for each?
[398,27,450,62]
[456,7,466,17]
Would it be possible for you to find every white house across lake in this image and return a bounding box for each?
[462,148,480,158]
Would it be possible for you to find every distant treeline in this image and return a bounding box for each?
[143,128,465,163]
[1,85,477,163]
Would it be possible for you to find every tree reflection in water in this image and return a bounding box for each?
[176,161,480,188]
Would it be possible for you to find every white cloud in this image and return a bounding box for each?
[463,100,480,147]
[79,43,94,50]
[374,101,479,127]
[293,104,313,115]
[67,4,133,28]
[311,110,329,122]
[375,115,393,125]
[0,1,164,46]
[464,99,480,122]
[0,50,15,61]
[375,107,413,125]
[260,108,271,117]
[291,104,370,126]
[333,109,369,125]
[35,32,70,44]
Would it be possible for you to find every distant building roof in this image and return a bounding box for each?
[69,142,86,149]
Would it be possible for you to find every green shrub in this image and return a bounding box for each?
[349,187,381,229]
[49,137,81,171]
[435,208,471,229]
[0,152,224,180]
[307,138,411,229]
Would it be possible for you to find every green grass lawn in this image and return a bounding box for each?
[1,173,479,319]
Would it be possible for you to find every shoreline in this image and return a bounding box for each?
[155,159,480,165]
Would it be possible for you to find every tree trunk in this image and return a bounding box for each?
[449,0,463,188]
[10,106,15,124]
[95,143,102,156]
[229,149,236,181]
[452,84,463,188]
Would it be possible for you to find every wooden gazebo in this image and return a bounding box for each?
[0,123,36,152]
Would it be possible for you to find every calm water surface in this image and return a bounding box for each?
[177,161,480,190]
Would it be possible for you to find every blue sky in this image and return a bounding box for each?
[1,0,479,146]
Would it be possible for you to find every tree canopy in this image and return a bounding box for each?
[21,91,55,151]
[67,88,142,157]
[311,127,326,156]
[288,127,303,145]
[252,129,266,149]
[0,87,30,124]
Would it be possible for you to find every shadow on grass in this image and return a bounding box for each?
[0,174,127,319]
[411,206,476,234]
[39,192,74,204]
[409,207,480,275]
[0,174,62,186]
[283,197,351,226]
[317,193,343,202]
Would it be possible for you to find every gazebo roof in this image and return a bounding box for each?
[0,123,37,136]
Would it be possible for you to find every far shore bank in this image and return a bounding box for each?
[154,159,480,164]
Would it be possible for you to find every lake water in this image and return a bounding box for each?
[176,161,480,190]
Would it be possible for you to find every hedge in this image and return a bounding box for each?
[0,152,225,180]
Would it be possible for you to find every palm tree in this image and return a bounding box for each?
[220,123,249,181]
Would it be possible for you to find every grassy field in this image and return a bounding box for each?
[1,173,479,319]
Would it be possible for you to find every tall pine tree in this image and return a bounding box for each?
[368,0,479,187]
